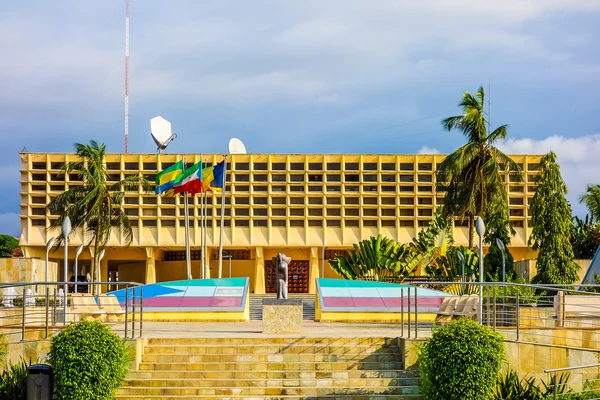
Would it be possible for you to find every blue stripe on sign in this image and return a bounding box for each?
[347,287,381,298]
[320,287,352,298]
[162,286,216,297]
[376,288,404,298]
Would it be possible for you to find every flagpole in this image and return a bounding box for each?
[218,155,227,279]
[183,158,192,281]
[200,175,205,279]
[203,189,208,279]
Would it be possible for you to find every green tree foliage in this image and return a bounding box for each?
[47,141,150,291]
[418,318,504,400]
[580,184,600,223]
[571,215,600,259]
[328,234,420,282]
[48,320,131,400]
[529,152,579,285]
[0,235,18,258]
[437,86,522,248]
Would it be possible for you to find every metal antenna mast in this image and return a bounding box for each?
[124,0,130,153]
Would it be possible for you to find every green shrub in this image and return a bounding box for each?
[48,320,131,400]
[34,298,60,307]
[418,318,504,400]
[0,359,31,400]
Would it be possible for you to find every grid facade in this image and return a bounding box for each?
[19,153,542,250]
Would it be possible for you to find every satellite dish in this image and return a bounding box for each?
[228,138,247,154]
[151,116,177,152]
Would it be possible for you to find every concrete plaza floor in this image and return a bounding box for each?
[114,321,432,339]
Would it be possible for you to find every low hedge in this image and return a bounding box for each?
[48,320,132,400]
[418,318,504,400]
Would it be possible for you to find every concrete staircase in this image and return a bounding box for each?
[250,294,316,321]
[116,337,421,399]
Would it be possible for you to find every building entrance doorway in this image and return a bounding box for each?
[265,260,309,294]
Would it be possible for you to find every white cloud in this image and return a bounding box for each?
[0,213,19,236]
[3,0,598,108]
[418,146,440,154]
[499,134,600,215]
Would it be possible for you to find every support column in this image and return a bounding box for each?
[309,247,320,294]
[145,247,156,285]
[254,247,265,294]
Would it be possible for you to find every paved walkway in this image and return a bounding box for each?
[114,321,433,339]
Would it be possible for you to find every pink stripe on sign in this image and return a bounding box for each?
[352,297,386,307]
[144,297,182,307]
[323,298,355,307]
[322,296,446,309]
[179,298,214,307]
[211,297,242,307]
[143,297,242,308]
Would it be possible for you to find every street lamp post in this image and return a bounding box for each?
[61,217,72,325]
[457,251,465,295]
[475,217,485,324]
[74,244,83,294]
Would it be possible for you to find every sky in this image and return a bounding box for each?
[1,0,599,236]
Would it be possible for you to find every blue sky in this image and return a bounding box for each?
[1,1,599,236]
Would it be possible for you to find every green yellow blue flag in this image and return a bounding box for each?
[155,160,184,195]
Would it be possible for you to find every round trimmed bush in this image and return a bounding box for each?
[48,320,131,400]
[418,318,504,400]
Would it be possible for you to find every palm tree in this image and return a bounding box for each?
[47,141,150,293]
[437,86,522,248]
[580,184,600,224]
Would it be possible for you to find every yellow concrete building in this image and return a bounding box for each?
[18,152,541,293]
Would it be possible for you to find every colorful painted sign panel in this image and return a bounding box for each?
[107,278,249,312]
[316,278,451,313]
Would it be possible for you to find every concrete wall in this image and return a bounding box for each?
[0,258,58,295]
[0,330,53,371]
[117,262,146,284]
[515,259,591,283]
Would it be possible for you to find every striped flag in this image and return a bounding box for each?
[155,160,184,195]
[173,161,203,195]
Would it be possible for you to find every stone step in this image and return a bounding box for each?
[116,385,421,396]
[127,370,418,380]
[144,344,399,355]
[115,395,422,400]
[140,353,402,364]
[146,337,396,346]
[138,361,405,371]
[121,377,420,388]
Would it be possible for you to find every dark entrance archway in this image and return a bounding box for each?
[265,259,309,293]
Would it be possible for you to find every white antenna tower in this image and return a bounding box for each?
[124,0,130,153]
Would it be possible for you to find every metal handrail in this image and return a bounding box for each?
[0,281,144,342]
[406,281,600,296]
[0,281,145,288]
[545,364,600,373]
